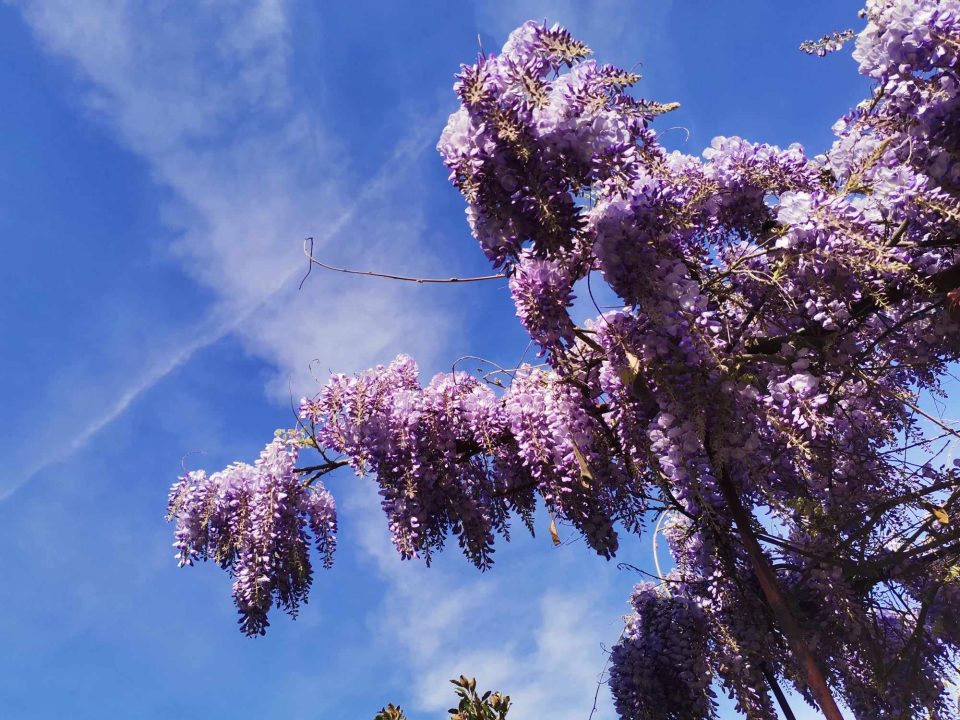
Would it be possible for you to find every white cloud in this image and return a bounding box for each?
[16,0,452,377]
[4,0,454,499]
[345,484,623,719]
[414,593,620,720]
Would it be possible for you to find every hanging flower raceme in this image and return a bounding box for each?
[166,437,336,635]
[508,249,577,355]
[609,582,717,720]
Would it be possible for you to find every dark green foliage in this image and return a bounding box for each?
[374,677,511,720]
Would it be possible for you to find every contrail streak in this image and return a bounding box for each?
[1,125,437,503]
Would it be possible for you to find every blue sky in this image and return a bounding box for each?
[0,2,871,718]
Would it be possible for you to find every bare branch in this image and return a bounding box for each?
[301,237,507,287]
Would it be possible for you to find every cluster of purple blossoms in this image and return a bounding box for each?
[167,437,336,635]
[609,582,716,720]
[172,2,960,718]
[801,30,856,58]
[299,355,640,563]
[508,249,577,354]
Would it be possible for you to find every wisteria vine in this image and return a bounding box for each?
[168,1,960,717]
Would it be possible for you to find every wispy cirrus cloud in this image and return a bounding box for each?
[344,483,624,720]
[4,0,452,499]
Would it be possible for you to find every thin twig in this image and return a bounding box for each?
[588,629,625,720]
[180,450,208,474]
[301,237,507,286]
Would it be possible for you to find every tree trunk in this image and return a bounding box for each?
[716,466,846,720]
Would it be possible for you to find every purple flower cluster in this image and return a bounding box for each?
[304,357,520,567]
[172,4,960,718]
[437,21,657,267]
[302,356,639,563]
[508,250,576,354]
[851,0,960,191]
[167,438,336,635]
[609,582,716,720]
[801,30,856,57]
